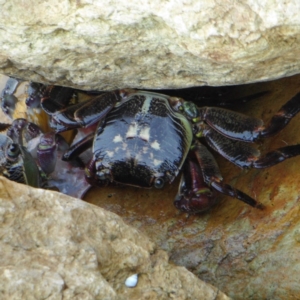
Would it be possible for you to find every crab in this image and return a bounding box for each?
[36,85,300,213]
[0,119,42,187]
[0,118,90,198]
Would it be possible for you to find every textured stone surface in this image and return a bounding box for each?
[0,176,229,300]
[1,1,300,90]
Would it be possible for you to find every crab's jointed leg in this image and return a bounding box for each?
[25,82,47,109]
[260,91,300,138]
[192,142,264,209]
[41,86,122,133]
[197,106,264,142]
[201,125,300,169]
[202,125,260,168]
[197,91,300,142]
[252,144,300,168]
[62,132,94,161]
[40,86,76,113]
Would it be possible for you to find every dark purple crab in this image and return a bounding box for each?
[0,118,90,198]
[38,86,300,213]
[0,118,44,187]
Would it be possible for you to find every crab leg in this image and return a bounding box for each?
[74,92,119,127]
[203,125,300,169]
[192,142,264,209]
[197,106,264,142]
[40,86,82,131]
[252,144,300,168]
[174,155,217,213]
[25,82,47,109]
[197,91,300,142]
[41,87,121,132]
[62,132,94,161]
[40,86,76,113]
[202,125,260,168]
[260,91,300,138]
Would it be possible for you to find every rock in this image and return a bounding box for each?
[1,0,300,90]
[0,176,229,300]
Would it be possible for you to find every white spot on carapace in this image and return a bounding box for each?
[105,150,114,158]
[153,159,162,166]
[125,273,138,288]
[143,146,148,154]
[126,122,138,138]
[139,126,150,141]
[113,134,123,143]
[151,140,160,150]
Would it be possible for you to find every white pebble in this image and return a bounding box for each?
[125,273,138,288]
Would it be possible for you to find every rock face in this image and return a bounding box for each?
[0,176,229,300]
[1,0,300,90]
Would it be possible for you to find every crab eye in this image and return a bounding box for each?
[182,101,198,119]
[154,177,164,189]
[7,143,20,159]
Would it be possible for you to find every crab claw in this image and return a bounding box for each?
[25,82,46,109]
[174,157,217,213]
[7,118,42,145]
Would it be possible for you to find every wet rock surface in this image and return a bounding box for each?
[1,1,300,89]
